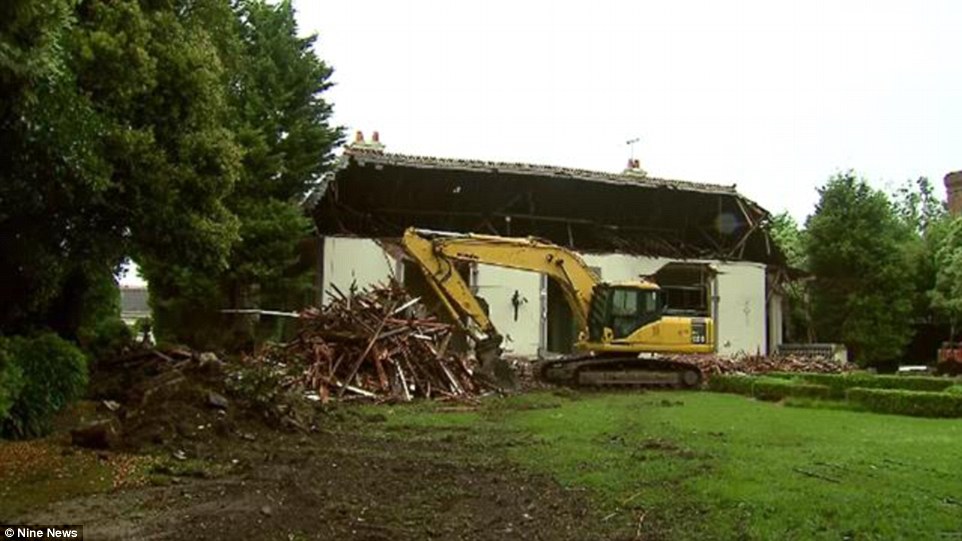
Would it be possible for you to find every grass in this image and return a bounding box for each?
[0,439,157,519]
[372,391,962,540]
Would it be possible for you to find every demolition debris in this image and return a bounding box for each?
[676,353,854,377]
[255,281,495,402]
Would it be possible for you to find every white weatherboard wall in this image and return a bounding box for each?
[475,265,541,356]
[320,237,396,304]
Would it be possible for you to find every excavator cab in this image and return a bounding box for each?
[587,283,664,342]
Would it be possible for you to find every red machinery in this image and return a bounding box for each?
[937,342,962,375]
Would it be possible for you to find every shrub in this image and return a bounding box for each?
[0,339,26,421]
[760,372,800,380]
[945,385,962,396]
[845,388,962,418]
[1,333,89,438]
[707,374,755,396]
[797,373,954,398]
[751,378,832,402]
[708,374,833,402]
[78,317,134,362]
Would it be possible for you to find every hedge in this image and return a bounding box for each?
[846,387,962,418]
[795,373,954,398]
[707,374,755,395]
[751,378,833,402]
[707,375,832,402]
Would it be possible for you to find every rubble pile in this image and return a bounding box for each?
[674,353,854,377]
[75,347,242,451]
[257,281,494,402]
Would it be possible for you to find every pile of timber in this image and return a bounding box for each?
[672,353,854,376]
[258,281,493,402]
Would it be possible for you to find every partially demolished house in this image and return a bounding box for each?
[309,135,788,358]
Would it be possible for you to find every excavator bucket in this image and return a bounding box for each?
[475,338,518,390]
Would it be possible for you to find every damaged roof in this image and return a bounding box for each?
[310,146,784,265]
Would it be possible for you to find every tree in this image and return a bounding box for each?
[1,0,243,341]
[890,177,948,323]
[768,212,812,341]
[144,0,343,348]
[931,217,962,343]
[768,212,806,269]
[892,177,946,236]
[805,172,916,367]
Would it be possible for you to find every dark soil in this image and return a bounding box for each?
[8,350,606,540]
[16,421,603,540]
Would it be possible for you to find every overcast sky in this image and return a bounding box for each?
[293,0,961,222]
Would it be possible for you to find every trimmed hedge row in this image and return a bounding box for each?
[753,379,833,401]
[707,375,832,402]
[707,374,755,395]
[708,374,962,418]
[796,373,954,397]
[752,373,956,398]
[846,388,962,418]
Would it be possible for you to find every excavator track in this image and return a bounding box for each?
[537,354,702,389]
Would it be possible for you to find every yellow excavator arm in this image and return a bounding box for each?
[402,228,600,337]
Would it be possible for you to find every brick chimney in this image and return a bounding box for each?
[622,158,647,178]
[347,130,386,153]
[946,171,962,216]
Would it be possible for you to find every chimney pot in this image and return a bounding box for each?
[372,131,380,143]
[354,130,365,143]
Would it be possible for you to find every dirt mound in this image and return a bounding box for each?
[78,348,315,453]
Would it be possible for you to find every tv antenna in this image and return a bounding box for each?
[626,137,640,160]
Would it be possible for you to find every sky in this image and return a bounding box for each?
[292,0,961,222]
[121,1,962,287]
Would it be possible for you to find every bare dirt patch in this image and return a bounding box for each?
[13,422,604,541]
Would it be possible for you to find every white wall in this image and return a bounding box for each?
[475,265,542,356]
[320,237,396,304]
[714,261,767,355]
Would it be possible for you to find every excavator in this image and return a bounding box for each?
[401,228,714,389]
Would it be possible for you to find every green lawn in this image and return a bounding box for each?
[372,391,962,540]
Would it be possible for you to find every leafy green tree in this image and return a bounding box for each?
[768,212,813,341]
[0,0,112,335]
[892,177,946,235]
[890,177,949,324]
[806,173,916,366]
[145,0,342,348]
[931,217,962,343]
[1,0,243,341]
[769,212,806,269]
